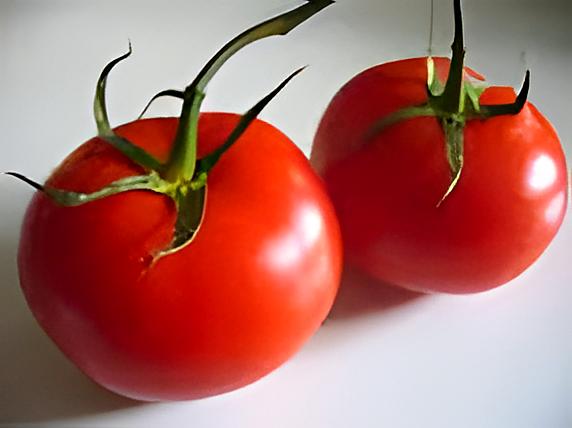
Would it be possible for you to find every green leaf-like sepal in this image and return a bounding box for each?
[365,104,437,141]
[5,171,172,206]
[437,118,464,207]
[94,43,163,172]
[465,82,487,113]
[137,89,185,120]
[47,173,170,206]
[198,67,306,175]
[478,70,530,118]
[3,172,45,191]
[426,57,445,97]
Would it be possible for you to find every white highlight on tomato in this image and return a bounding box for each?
[544,191,566,225]
[529,154,557,192]
[264,204,324,271]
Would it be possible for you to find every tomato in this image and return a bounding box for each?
[19,114,341,401]
[13,1,340,401]
[311,6,568,294]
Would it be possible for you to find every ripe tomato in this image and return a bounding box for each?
[13,1,340,401]
[19,114,342,401]
[311,55,567,294]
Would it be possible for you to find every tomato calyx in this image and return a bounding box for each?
[368,0,531,205]
[93,43,165,173]
[6,0,335,256]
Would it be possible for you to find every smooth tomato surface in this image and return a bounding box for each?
[311,57,567,294]
[19,113,342,401]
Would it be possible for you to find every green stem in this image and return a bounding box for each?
[188,0,333,97]
[162,0,334,183]
[439,0,466,114]
[4,171,171,206]
[164,89,205,182]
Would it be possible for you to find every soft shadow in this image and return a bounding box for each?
[0,233,141,424]
[328,265,424,320]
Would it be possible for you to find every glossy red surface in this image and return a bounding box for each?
[311,57,567,293]
[18,114,342,400]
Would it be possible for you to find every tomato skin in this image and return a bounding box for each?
[18,113,342,401]
[311,57,567,294]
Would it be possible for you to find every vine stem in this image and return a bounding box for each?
[439,0,465,114]
[162,0,334,183]
[428,0,434,56]
[164,89,204,182]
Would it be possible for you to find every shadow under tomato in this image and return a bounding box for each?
[0,233,142,424]
[328,264,424,321]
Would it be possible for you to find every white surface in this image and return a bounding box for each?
[0,0,570,427]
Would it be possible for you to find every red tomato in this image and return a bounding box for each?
[19,114,342,401]
[311,57,567,294]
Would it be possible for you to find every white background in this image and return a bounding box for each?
[0,0,570,427]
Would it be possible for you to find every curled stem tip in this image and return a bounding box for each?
[95,42,132,136]
[93,43,163,171]
[3,172,44,191]
[480,70,530,118]
[138,89,185,120]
